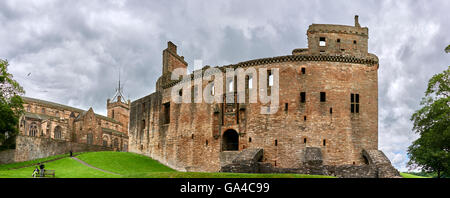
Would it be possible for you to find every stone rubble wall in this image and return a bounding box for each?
[221,148,401,178]
[0,135,113,164]
[0,149,16,164]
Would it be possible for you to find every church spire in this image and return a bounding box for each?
[111,66,126,103]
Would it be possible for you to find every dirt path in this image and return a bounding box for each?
[71,157,122,176]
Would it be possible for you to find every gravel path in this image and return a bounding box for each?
[71,157,122,176]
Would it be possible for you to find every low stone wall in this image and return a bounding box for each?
[9,135,112,163]
[0,149,16,164]
[221,148,401,178]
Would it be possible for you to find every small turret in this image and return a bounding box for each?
[306,15,369,57]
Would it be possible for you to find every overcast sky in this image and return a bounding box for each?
[1,0,449,171]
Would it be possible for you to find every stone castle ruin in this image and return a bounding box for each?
[129,16,400,178]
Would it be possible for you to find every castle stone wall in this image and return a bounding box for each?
[12,135,112,163]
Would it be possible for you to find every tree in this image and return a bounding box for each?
[0,59,25,150]
[446,45,450,53]
[408,59,450,178]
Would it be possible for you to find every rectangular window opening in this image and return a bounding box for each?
[319,37,326,46]
[351,93,360,114]
[300,92,306,103]
[268,70,273,87]
[301,68,306,74]
[320,92,326,102]
[163,102,170,124]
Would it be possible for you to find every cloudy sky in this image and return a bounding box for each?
[1,0,449,171]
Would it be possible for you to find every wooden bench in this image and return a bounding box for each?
[42,170,55,178]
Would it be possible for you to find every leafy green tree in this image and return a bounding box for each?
[0,59,25,150]
[446,45,450,53]
[408,57,449,178]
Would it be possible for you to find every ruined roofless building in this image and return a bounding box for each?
[129,16,398,176]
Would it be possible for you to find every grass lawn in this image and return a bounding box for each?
[0,152,82,171]
[0,157,116,178]
[76,151,176,175]
[0,151,334,178]
[400,172,430,178]
[126,172,335,178]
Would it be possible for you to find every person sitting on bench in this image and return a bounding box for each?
[32,166,40,178]
[39,163,45,177]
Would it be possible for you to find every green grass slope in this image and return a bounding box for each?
[0,151,335,178]
[400,172,430,178]
[0,157,116,178]
[76,151,176,175]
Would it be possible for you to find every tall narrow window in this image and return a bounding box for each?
[163,102,170,124]
[351,93,360,113]
[87,133,93,145]
[319,37,326,46]
[300,92,306,103]
[268,70,273,87]
[320,92,326,102]
[248,76,253,89]
[275,139,278,146]
[228,79,234,92]
[323,139,326,146]
[211,82,215,96]
[301,68,306,75]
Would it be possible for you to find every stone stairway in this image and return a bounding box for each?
[220,148,263,173]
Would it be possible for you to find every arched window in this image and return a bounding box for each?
[113,138,119,148]
[87,133,93,145]
[102,136,109,147]
[29,122,38,137]
[54,126,62,139]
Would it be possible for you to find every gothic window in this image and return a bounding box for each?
[54,126,62,139]
[87,133,93,145]
[248,76,253,89]
[113,138,119,148]
[29,122,38,137]
[102,136,109,147]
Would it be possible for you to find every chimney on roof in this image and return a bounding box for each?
[355,15,361,28]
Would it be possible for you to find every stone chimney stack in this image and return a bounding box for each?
[355,15,360,28]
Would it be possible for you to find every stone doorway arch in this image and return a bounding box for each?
[222,129,239,151]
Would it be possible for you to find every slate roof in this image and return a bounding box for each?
[22,96,122,125]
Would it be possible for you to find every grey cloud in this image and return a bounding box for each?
[1,0,449,171]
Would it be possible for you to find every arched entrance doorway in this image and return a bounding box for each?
[222,129,239,151]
